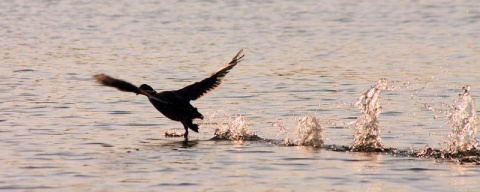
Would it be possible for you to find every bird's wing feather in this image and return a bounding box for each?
[174,49,244,101]
[94,74,142,94]
[93,74,171,104]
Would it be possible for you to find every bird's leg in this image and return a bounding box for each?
[182,122,189,139]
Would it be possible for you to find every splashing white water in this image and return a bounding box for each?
[444,85,479,153]
[213,115,259,141]
[164,128,185,137]
[351,78,387,151]
[283,116,324,147]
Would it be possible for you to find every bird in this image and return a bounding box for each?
[93,50,244,139]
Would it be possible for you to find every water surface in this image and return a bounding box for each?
[1,0,480,191]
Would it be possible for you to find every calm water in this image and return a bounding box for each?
[1,0,480,191]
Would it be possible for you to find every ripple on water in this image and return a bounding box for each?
[226,149,275,154]
[0,185,55,190]
[13,69,36,72]
[391,167,445,172]
[82,142,115,147]
[153,183,199,187]
[20,165,64,169]
[109,111,133,115]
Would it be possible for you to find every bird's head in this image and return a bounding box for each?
[139,84,155,95]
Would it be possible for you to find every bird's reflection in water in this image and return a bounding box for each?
[180,139,199,148]
[143,138,200,149]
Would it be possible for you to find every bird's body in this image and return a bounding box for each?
[94,50,244,138]
[146,90,203,133]
[150,91,203,121]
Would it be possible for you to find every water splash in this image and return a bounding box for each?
[212,115,260,141]
[283,116,324,148]
[415,85,480,164]
[164,129,185,137]
[351,78,388,152]
[444,85,479,153]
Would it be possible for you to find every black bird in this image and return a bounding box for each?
[93,50,244,139]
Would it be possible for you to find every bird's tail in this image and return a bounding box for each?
[189,124,199,133]
[184,120,199,133]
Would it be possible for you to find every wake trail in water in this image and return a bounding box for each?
[197,83,479,164]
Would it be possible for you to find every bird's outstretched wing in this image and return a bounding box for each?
[93,74,170,104]
[175,49,244,101]
[94,74,142,94]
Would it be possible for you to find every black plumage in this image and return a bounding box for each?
[93,50,244,138]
